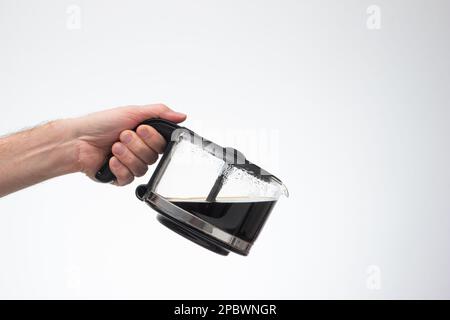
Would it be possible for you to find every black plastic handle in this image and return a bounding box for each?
[95,119,181,183]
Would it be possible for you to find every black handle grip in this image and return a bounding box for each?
[95,119,181,183]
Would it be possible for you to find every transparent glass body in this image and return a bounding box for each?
[150,130,288,200]
[148,129,288,242]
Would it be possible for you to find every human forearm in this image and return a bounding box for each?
[0,104,186,197]
[0,119,79,197]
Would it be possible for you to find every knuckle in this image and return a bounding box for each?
[120,129,134,140]
[109,158,134,186]
[116,168,129,181]
[134,139,149,154]
[123,151,137,164]
[149,137,165,153]
[127,157,147,177]
[118,176,133,186]
[137,125,153,142]
[112,142,128,158]
[146,125,157,136]
[135,165,148,177]
[148,152,158,164]
[138,146,155,164]
[156,103,169,110]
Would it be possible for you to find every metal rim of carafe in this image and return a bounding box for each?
[143,191,253,254]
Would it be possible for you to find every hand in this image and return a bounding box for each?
[72,104,186,186]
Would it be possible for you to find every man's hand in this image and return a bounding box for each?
[0,104,186,197]
[72,104,186,185]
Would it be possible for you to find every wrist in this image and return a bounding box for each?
[53,118,83,174]
[28,119,81,177]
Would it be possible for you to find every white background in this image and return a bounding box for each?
[1,0,449,299]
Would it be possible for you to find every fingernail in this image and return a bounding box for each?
[121,132,133,144]
[113,143,126,156]
[110,157,119,168]
[137,126,150,138]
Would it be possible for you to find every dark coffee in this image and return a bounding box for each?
[170,198,277,243]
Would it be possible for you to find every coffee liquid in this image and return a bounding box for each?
[169,198,277,243]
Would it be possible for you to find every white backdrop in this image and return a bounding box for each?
[1,0,449,299]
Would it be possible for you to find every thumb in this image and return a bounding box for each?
[134,104,187,124]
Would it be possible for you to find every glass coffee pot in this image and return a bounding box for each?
[96,119,288,256]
